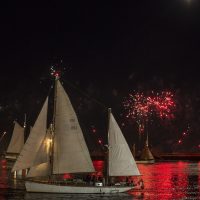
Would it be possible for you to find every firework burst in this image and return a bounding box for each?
[147,91,176,119]
[50,66,61,78]
[123,92,150,133]
[123,91,176,132]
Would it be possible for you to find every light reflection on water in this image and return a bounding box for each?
[0,159,200,199]
[131,161,200,199]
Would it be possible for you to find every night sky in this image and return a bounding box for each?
[0,1,200,153]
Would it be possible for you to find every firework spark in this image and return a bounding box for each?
[177,124,191,145]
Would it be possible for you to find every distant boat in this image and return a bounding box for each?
[5,121,24,161]
[136,133,155,164]
[12,75,142,194]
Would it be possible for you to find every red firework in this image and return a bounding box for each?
[123,93,150,123]
[123,91,176,123]
[147,91,175,119]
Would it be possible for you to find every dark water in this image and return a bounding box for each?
[0,159,200,200]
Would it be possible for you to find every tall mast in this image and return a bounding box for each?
[50,73,59,175]
[146,129,149,147]
[106,108,111,185]
[146,120,149,147]
[23,113,26,144]
[23,113,26,129]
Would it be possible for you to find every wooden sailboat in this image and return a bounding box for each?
[5,121,24,161]
[12,76,141,194]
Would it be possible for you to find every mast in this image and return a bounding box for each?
[146,129,149,147]
[106,108,111,185]
[50,73,59,175]
[146,120,149,147]
[23,113,26,144]
[23,114,27,129]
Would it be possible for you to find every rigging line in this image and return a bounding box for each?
[61,79,107,110]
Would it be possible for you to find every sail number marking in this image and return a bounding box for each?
[69,118,77,130]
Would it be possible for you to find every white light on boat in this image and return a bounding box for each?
[14,171,17,179]
[46,138,52,153]
[46,138,52,146]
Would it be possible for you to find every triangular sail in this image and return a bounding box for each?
[108,112,140,176]
[26,130,51,177]
[53,80,95,174]
[7,121,24,154]
[140,141,154,160]
[12,97,48,172]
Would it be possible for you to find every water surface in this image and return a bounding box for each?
[0,159,199,199]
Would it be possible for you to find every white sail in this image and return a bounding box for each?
[27,130,51,177]
[53,80,95,174]
[7,121,24,154]
[33,130,51,166]
[27,162,50,178]
[108,112,140,176]
[12,97,48,172]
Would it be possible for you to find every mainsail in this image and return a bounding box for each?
[7,121,24,154]
[53,80,95,174]
[12,97,48,172]
[108,112,140,176]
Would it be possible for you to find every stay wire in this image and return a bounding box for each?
[61,79,108,111]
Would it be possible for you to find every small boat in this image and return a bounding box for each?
[5,121,24,161]
[12,75,141,194]
[136,133,155,164]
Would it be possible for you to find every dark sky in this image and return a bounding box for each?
[1,1,200,83]
[0,1,200,152]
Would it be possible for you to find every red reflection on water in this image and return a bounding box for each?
[129,162,199,199]
[61,160,199,199]
[1,159,6,166]
[0,159,8,200]
[0,159,7,177]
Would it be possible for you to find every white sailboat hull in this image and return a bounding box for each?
[25,181,134,194]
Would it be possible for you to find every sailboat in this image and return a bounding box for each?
[12,75,141,194]
[5,121,24,161]
[136,132,155,164]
